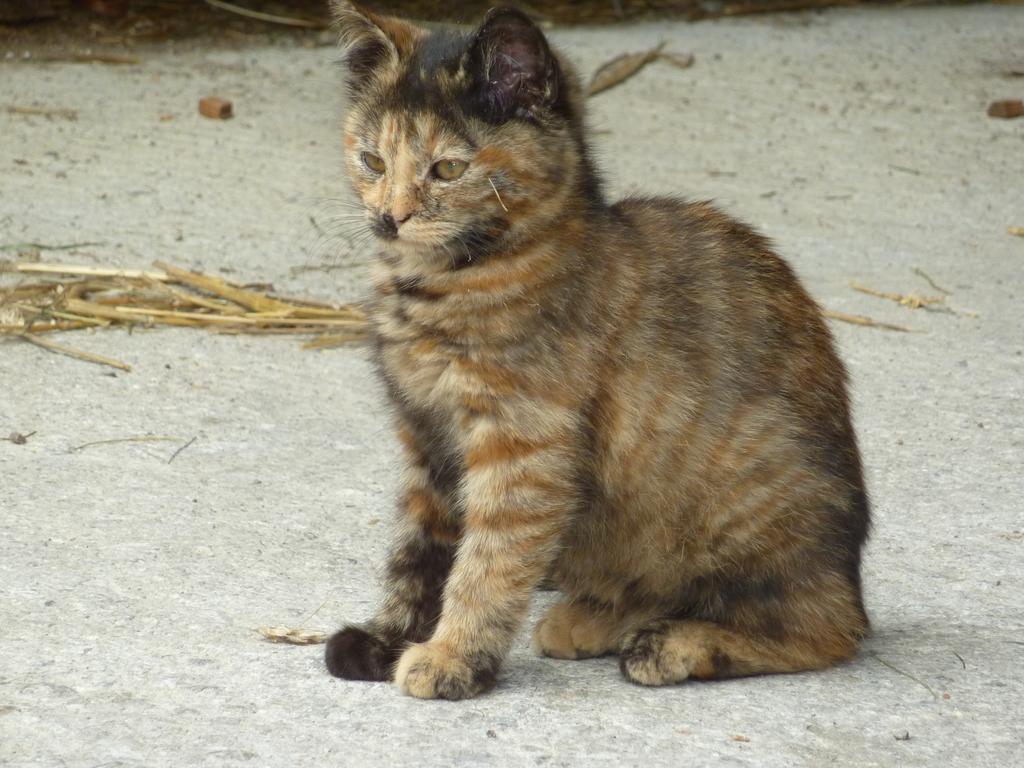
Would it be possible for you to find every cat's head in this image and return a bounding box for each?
[331,2,598,264]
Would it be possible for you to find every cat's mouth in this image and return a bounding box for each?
[369,214,400,241]
[367,216,463,248]
[370,222,433,248]
[369,213,439,246]
[366,213,507,264]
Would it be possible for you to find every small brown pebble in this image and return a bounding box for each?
[987,99,1024,119]
[159,113,175,122]
[943,692,951,700]
[199,97,233,120]
[733,735,751,743]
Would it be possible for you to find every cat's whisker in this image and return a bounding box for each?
[487,176,509,213]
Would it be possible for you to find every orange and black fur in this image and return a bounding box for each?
[324,2,869,699]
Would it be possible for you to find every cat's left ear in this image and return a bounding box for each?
[465,7,560,123]
[330,1,422,95]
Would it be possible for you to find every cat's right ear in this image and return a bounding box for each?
[330,1,420,95]
[465,7,560,123]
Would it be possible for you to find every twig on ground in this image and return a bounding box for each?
[0,242,103,252]
[2,263,166,280]
[1009,227,1024,238]
[36,52,140,65]
[295,595,335,629]
[911,267,952,295]
[13,302,111,327]
[850,281,945,310]
[0,321,90,334]
[889,164,922,176]
[20,333,132,371]
[112,306,365,327]
[153,261,293,313]
[851,281,976,318]
[288,263,361,277]
[822,310,916,333]
[302,332,368,349]
[167,436,198,464]
[870,652,937,699]
[4,105,79,120]
[71,435,180,452]
[204,0,327,29]
[144,277,245,315]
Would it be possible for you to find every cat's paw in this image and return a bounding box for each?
[618,622,689,687]
[394,642,495,700]
[532,601,617,660]
[325,625,402,682]
[532,605,582,660]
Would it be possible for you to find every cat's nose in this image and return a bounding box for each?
[386,211,413,227]
[377,210,415,240]
[381,211,412,233]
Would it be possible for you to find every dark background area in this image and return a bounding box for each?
[0,0,979,46]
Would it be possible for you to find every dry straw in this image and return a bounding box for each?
[1,260,369,370]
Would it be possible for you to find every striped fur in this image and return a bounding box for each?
[325,3,870,699]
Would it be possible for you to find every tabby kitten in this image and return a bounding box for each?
[324,2,870,700]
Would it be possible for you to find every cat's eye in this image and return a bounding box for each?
[362,152,386,174]
[432,159,468,181]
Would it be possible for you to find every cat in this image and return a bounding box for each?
[324,1,870,700]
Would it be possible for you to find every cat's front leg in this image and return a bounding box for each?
[326,423,460,682]
[395,405,581,699]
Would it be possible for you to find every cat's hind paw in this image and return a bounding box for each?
[394,641,496,700]
[619,621,691,687]
[532,608,583,659]
[532,600,621,660]
[325,625,402,682]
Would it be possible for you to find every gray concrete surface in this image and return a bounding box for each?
[2,6,1023,766]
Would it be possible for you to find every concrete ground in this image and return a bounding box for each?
[2,5,1022,766]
